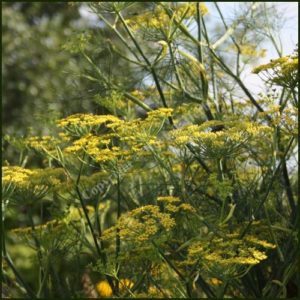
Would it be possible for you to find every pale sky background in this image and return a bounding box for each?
[209,2,298,93]
[80,2,298,94]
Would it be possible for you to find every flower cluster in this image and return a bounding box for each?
[258,105,297,136]
[125,3,208,31]
[252,54,298,89]
[2,166,65,192]
[57,113,121,134]
[24,135,62,155]
[146,108,173,119]
[186,231,275,271]
[101,205,175,243]
[11,205,95,235]
[157,196,196,214]
[171,120,272,159]
[232,44,267,58]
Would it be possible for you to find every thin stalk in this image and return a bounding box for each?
[165,4,270,120]
[240,137,294,238]
[75,168,116,293]
[277,126,297,223]
[36,259,50,298]
[168,42,184,90]
[115,10,151,65]
[81,51,152,112]
[186,143,211,174]
[196,3,203,64]
[117,10,172,124]
[28,210,45,296]
[198,6,218,111]
[151,241,192,298]
[3,254,36,298]
[196,2,212,106]
[263,205,284,262]
[214,2,241,76]
[75,156,103,263]
[74,155,117,291]
[92,8,141,62]
[2,223,36,298]
[115,171,121,280]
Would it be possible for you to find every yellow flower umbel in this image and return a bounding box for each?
[171,120,272,159]
[11,205,95,236]
[101,205,175,244]
[185,229,276,277]
[2,166,65,197]
[57,113,122,137]
[125,3,208,31]
[252,52,298,89]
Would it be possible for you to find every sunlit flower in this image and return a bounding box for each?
[96,280,113,297]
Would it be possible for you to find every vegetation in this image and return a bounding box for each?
[2,2,298,298]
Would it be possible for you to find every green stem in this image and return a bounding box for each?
[115,170,121,279]
[263,205,284,262]
[2,225,36,298]
[240,137,294,238]
[117,10,172,124]
[151,240,192,298]
[36,259,50,298]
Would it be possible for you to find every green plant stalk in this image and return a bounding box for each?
[263,205,284,262]
[151,240,192,298]
[196,3,203,64]
[3,253,37,298]
[80,50,152,112]
[117,10,172,122]
[130,263,152,294]
[36,259,50,298]
[74,155,117,292]
[2,223,36,298]
[214,2,242,76]
[167,5,191,42]
[115,10,151,65]
[240,137,294,238]
[75,160,103,261]
[28,210,45,297]
[91,8,141,62]
[115,171,121,288]
[108,42,146,67]
[147,144,179,191]
[148,275,170,298]
[168,42,184,90]
[163,5,269,119]
[241,273,261,297]
[274,113,296,222]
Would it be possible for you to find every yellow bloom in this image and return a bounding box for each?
[157,196,180,203]
[96,281,113,297]
[57,113,121,129]
[147,108,173,119]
